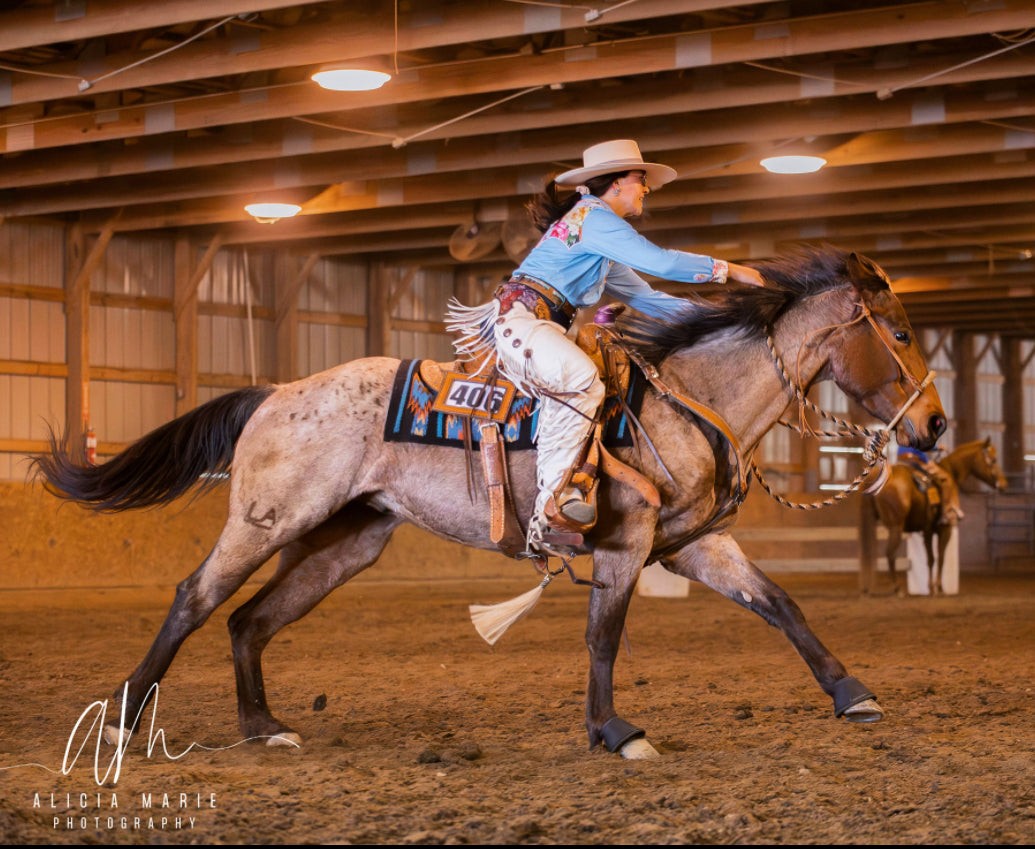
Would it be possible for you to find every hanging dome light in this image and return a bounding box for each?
[244,202,302,224]
[311,63,391,91]
[760,155,827,174]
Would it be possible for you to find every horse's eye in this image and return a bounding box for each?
[894,330,910,344]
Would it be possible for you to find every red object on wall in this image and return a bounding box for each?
[85,427,97,466]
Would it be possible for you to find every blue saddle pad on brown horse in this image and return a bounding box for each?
[383,359,645,449]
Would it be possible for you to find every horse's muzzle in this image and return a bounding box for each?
[900,411,946,452]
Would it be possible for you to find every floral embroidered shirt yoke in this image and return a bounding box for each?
[514,195,725,319]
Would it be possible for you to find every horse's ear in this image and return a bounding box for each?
[846,251,891,292]
[984,436,991,446]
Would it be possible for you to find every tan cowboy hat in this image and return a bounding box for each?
[554,139,677,190]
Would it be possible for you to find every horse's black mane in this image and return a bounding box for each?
[616,244,889,364]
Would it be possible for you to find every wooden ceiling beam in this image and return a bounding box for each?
[183,198,1035,268]
[904,304,1035,320]
[670,224,1035,256]
[62,132,1035,235]
[651,202,1035,245]
[5,5,1033,156]
[891,265,1035,284]
[68,152,1035,237]
[904,303,1035,320]
[3,0,736,106]
[641,224,1035,265]
[891,275,1035,296]
[7,0,1030,110]
[868,246,1035,269]
[0,0,318,53]
[213,177,1035,248]
[15,120,1035,217]
[906,314,1035,334]
[3,75,1032,196]
[260,229,457,257]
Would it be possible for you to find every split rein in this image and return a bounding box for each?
[753,300,936,511]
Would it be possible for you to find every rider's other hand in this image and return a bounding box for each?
[727,264,766,287]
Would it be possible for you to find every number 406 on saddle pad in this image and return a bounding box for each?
[432,371,517,423]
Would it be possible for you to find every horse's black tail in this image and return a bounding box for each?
[30,384,276,512]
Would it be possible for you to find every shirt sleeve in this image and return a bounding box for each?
[580,206,721,284]
[602,262,695,319]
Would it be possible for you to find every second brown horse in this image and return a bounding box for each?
[873,438,1007,596]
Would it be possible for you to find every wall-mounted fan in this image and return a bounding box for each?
[501,215,542,265]
[448,219,503,262]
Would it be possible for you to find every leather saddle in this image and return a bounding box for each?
[417,320,633,403]
[420,322,660,558]
[903,462,943,525]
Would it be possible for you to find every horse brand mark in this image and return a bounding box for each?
[245,501,276,529]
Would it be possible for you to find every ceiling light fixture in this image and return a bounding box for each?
[311,65,392,92]
[760,155,827,174]
[244,202,302,224]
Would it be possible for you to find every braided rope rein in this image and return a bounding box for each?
[752,331,892,511]
[751,425,890,511]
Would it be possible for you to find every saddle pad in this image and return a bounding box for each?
[383,359,645,449]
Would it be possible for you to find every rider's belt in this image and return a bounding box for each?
[496,275,577,330]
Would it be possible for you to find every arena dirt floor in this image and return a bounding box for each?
[1,568,1033,845]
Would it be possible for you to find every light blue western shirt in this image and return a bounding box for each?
[514,195,726,318]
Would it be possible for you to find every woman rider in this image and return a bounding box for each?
[447,139,765,554]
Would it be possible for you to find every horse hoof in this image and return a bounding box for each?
[103,724,131,746]
[619,738,661,759]
[842,698,884,723]
[265,732,302,748]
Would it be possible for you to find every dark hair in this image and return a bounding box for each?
[526,170,631,232]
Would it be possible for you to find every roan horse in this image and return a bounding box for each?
[33,246,946,760]
[872,438,1007,596]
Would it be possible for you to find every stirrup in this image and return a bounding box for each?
[524,514,583,562]
[544,491,596,534]
[525,531,583,561]
[518,530,603,590]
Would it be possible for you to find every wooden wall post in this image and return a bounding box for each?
[174,236,198,415]
[174,234,223,414]
[64,217,117,447]
[64,224,89,449]
[275,252,318,383]
[366,261,391,357]
[953,331,978,445]
[1002,337,1027,480]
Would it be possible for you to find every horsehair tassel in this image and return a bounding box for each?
[469,574,553,645]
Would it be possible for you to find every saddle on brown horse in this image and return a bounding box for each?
[901,461,946,526]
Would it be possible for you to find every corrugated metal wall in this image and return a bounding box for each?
[0,222,460,480]
[91,235,177,442]
[298,257,367,379]
[0,221,65,481]
[197,248,277,404]
[390,265,455,363]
